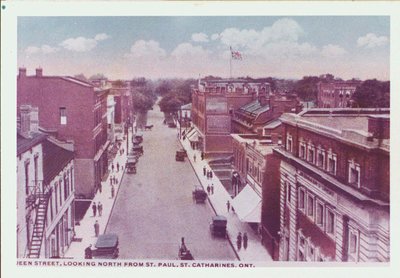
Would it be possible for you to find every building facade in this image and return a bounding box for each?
[17,68,109,198]
[274,108,390,262]
[231,134,281,260]
[317,81,361,108]
[191,79,270,157]
[17,105,75,258]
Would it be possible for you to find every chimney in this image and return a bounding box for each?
[19,105,39,138]
[18,67,27,78]
[258,86,268,106]
[36,68,43,77]
[20,105,32,138]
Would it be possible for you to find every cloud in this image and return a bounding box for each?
[321,44,347,57]
[125,40,166,59]
[94,33,110,41]
[191,33,209,42]
[25,45,59,55]
[171,43,210,59]
[357,33,388,48]
[211,33,220,41]
[60,37,98,52]
[59,33,109,52]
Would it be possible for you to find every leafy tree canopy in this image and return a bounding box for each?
[352,79,390,108]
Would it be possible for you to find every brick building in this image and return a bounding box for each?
[231,134,281,260]
[232,93,302,136]
[17,106,75,258]
[317,81,361,108]
[191,79,270,157]
[274,108,390,262]
[17,68,109,198]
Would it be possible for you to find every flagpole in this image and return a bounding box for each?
[229,46,232,79]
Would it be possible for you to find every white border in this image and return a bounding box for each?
[2,1,400,278]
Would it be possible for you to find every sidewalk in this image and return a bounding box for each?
[64,136,128,259]
[178,128,273,262]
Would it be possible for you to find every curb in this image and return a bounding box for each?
[177,137,241,261]
[104,154,127,233]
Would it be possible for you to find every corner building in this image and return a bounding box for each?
[274,108,389,262]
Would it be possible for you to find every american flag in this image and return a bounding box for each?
[230,46,243,60]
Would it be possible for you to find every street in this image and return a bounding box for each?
[106,105,237,260]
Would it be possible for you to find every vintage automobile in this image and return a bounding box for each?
[192,187,207,203]
[178,237,194,260]
[133,134,143,144]
[92,234,119,259]
[126,156,137,174]
[175,150,186,161]
[132,145,144,155]
[210,215,228,238]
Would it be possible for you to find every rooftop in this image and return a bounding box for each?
[231,134,275,156]
[17,131,47,155]
[238,100,270,116]
[42,139,74,185]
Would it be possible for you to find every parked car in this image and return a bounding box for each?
[92,234,119,259]
[175,150,186,161]
[210,215,227,238]
[126,155,137,174]
[192,187,207,203]
[132,145,144,155]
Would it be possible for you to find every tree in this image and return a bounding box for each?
[292,76,320,101]
[158,92,184,113]
[89,73,107,80]
[112,80,126,88]
[352,79,390,108]
[74,73,88,82]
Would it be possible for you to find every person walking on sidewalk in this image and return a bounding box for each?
[193,154,196,162]
[111,163,115,172]
[201,152,204,160]
[109,177,113,187]
[97,202,103,217]
[111,185,115,199]
[117,162,120,172]
[210,171,213,179]
[237,232,242,251]
[94,220,100,237]
[203,166,206,176]
[85,244,93,259]
[92,202,97,217]
[226,200,231,212]
[243,232,248,250]
[98,182,102,193]
[211,184,214,195]
[207,185,211,195]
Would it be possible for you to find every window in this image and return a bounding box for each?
[348,160,361,188]
[298,188,305,210]
[59,179,63,206]
[34,155,39,186]
[308,245,315,261]
[64,174,69,200]
[327,152,337,175]
[286,183,291,204]
[299,236,305,247]
[307,145,315,164]
[60,107,67,125]
[348,229,359,261]
[326,209,335,235]
[299,142,306,159]
[316,202,324,226]
[286,134,293,152]
[25,161,30,195]
[317,149,325,169]
[307,195,315,218]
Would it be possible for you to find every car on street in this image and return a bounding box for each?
[175,150,186,161]
[92,234,119,259]
[210,215,227,238]
[192,187,207,203]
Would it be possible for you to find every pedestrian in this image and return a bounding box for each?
[98,182,102,193]
[211,184,214,195]
[193,154,196,162]
[97,202,103,217]
[109,177,112,186]
[243,232,248,250]
[203,166,206,176]
[111,163,115,172]
[92,202,97,217]
[206,170,210,180]
[121,165,124,171]
[115,177,119,184]
[226,200,230,212]
[111,185,115,199]
[237,232,242,251]
[207,185,211,195]
[94,220,100,237]
[232,206,235,214]
[210,171,213,179]
[117,162,120,172]
[84,244,93,259]
[201,152,204,160]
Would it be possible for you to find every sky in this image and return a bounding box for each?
[17,16,390,80]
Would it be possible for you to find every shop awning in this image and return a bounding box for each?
[231,185,262,223]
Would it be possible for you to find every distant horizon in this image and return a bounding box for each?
[18,16,389,81]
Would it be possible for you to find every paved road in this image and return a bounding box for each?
[106,105,236,260]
